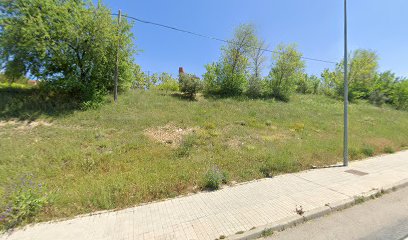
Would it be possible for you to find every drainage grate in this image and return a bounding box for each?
[345,169,369,176]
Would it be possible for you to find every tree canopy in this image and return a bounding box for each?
[0,0,136,101]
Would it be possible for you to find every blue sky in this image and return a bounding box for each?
[100,0,407,78]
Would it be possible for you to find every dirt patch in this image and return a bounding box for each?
[144,124,196,147]
[227,137,245,149]
[0,120,52,130]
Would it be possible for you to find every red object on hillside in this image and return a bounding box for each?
[27,80,37,86]
[179,67,184,75]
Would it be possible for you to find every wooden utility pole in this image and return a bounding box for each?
[114,9,121,103]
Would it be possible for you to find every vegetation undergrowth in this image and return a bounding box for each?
[1,89,407,229]
[0,174,49,231]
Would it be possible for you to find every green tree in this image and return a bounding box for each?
[369,71,396,106]
[219,24,257,96]
[321,68,342,97]
[132,64,148,89]
[0,0,136,102]
[156,72,179,93]
[202,62,221,94]
[391,78,408,110]
[296,74,320,94]
[179,73,201,100]
[267,44,305,101]
[247,40,267,97]
[330,49,379,101]
[348,49,379,99]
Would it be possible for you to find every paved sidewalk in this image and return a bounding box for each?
[2,151,408,240]
[265,186,408,240]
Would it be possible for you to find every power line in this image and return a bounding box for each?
[112,13,338,65]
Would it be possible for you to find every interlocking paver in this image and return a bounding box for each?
[1,151,407,240]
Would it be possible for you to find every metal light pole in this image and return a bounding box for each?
[343,0,349,166]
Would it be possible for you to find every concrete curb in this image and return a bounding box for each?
[226,177,408,240]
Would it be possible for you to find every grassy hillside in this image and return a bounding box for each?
[1,89,408,223]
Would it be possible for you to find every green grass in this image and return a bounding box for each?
[1,89,408,224]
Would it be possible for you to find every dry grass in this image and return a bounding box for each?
[144,124,197,148]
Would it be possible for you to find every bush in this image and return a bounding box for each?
[348,147,360,160]
[296,75,320,94]
[176,134,197,157]
[268,78,293,102]
[361,145,375,157]
[391,80,408,110]
[267,44,305,102]
[179,73,201,99]
[247,76,264,98]
[156,73,179,93]
[0,175,49,231]
[203,166,228,190]
[383,146,395,154]
[260,157,298,178]
[203,63,222,95]
[369,90,387,107]
[1,0,136,106]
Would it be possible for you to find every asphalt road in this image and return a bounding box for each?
[266,186,408,240]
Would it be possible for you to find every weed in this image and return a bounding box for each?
[361,145,375,157]
[291,123,305,132]
[295,205,304,215]
[176,134,197,157]
[203,122,216,130]
[260,157,298,178]
[261,228,274,237]
[203,166,228,190]
[373,189,385,198]
[235,121,246,126]
[348,147,360,160]
[354,196,365,205]
[0,174,49,231]
[219,235,226,239]
[383,146,395,154]
[236,230,244,234]
[80,158,98,172]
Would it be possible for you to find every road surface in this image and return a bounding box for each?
[266,186,408,240]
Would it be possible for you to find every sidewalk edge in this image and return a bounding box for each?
[227,177,408,240]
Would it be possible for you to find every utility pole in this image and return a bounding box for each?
[114,9,121,103]
[343,0,349,166]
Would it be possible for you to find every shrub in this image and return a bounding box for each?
[361,145,375,157]
[260,157,298,178]
[267,44,305,101]
[369,71,396,105]
[369,90,387,107]
[391,80,408,110]
[179,73,201,99]
[176,134,197,157]
[156,74,179,93]
[203,63,221,95]
[296,74,320,94]
[348,147,360,160]
[203,166,228,190]
[0,175,49,231]
[247,76,264,98]
[383,146,395,154]
[1,0,136,105]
